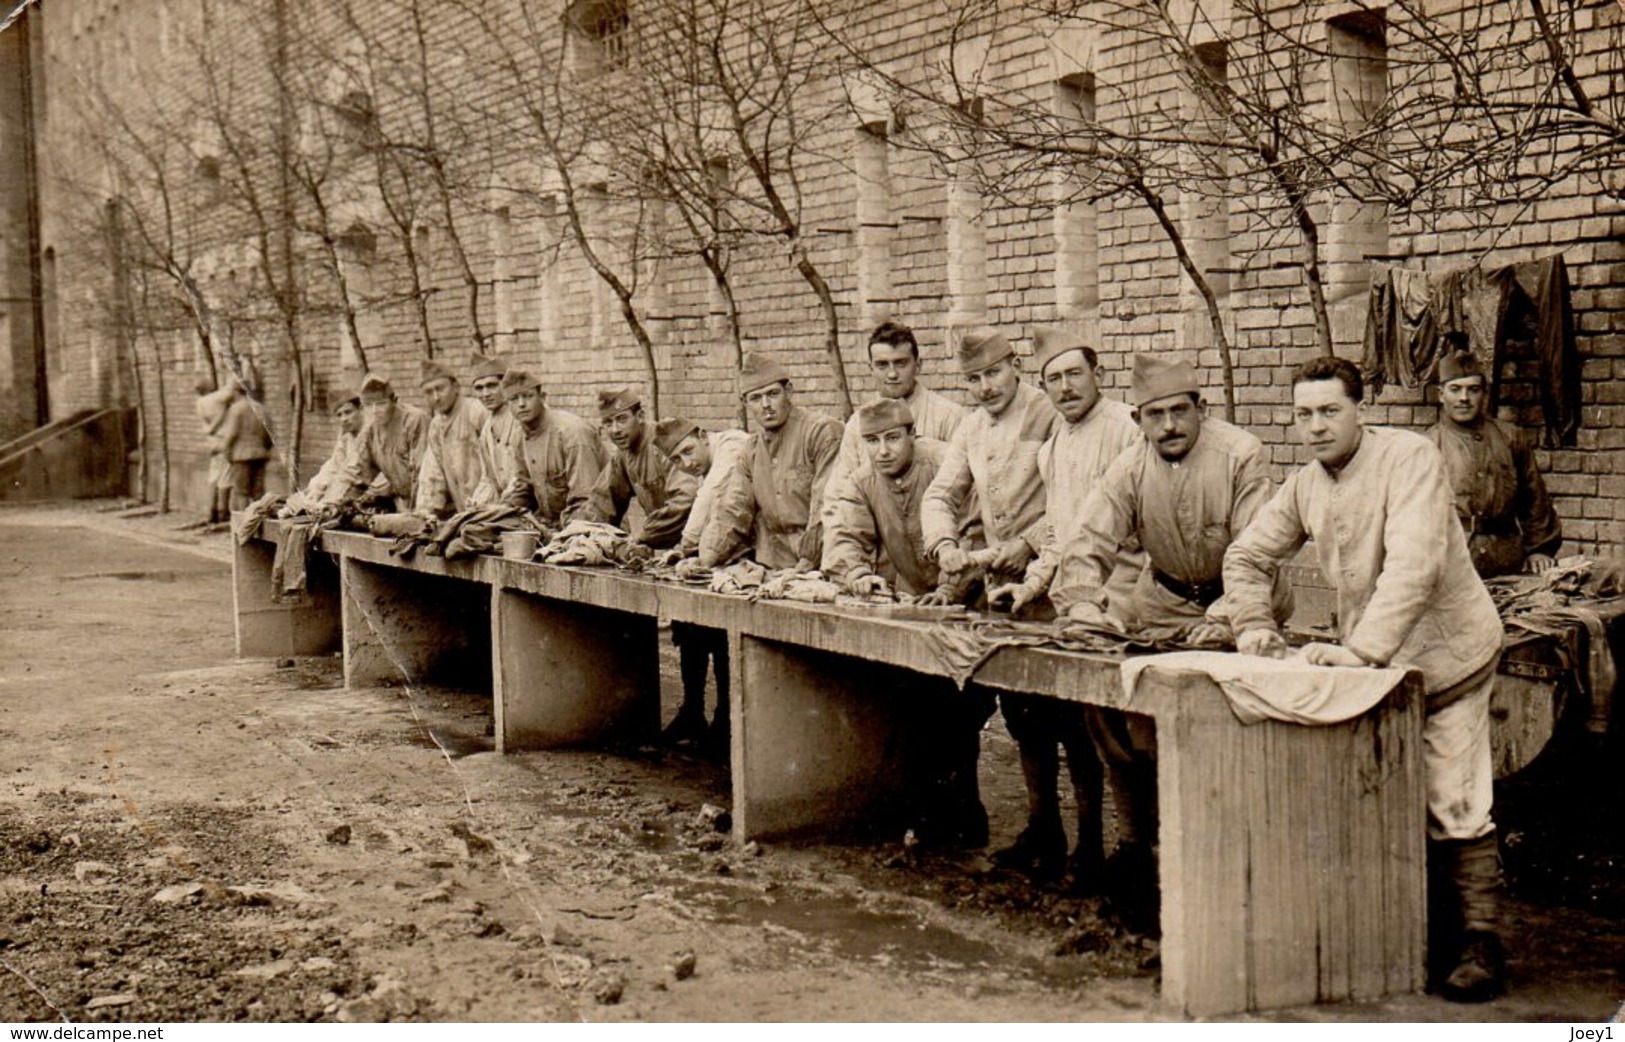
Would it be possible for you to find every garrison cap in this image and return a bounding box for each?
[469,353,507,382]
[419,358,456,387]
[953,325,1014,375]
[1031,325,1093,379]
[331,381,362,412]
[597,386,642,418]
[738,352,791,397]
[855,398,914,436]
[653,418,703,458]
[359,374,396,403]
[500,369,543,399]
[1437,350,1486,384]
[1130,353,1200,407]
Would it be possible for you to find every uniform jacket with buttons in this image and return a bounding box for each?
[499,406,607,526]
[480,406,524,495]
[1425,416,1561,578]
[1051,416,1283,628]
[586,422,701,549]
[699,404,843,570]
[1224,425,1502,695]
[679,430,750,556]
[417,395,496,517]
[922,381,1057,570]
[325,403,430,508]
[823,437,950,598]
[1023,396,1143,597]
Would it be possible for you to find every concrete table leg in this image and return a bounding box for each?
[1140,667,1427,1016]
[491,586,659,751]
[340,557,491,690]
[233,537,341,658]
[731,635,937,842]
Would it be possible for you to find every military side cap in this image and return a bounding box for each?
[1031,325,1091,378]
[470,352,507,381]
[1437,350,1485,383]
[597,386,641,418]
[1130,353,1199,407]
[738,352,791,396]
[653,417,703,457]
[856,398,914,436]
[331,381,362,412]
[501,369,542,399]
[953,325,1014,375]
[359,374,395,403]
[419,358,456,386]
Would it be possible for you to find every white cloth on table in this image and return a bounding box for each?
[1119,649,1410,726]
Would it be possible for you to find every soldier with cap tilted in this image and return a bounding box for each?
[585,387,699,548]
[322,373,431,514]
[416,358,496,519]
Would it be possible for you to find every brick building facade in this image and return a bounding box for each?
[2,0,1621,548]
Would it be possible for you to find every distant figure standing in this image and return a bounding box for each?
[215,377,275,512]
[194,376,235,523]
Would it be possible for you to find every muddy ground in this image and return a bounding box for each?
[0,502,1621,1023]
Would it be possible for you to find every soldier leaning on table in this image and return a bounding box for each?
[1225,355,1508,1003]
[653,419,749,758]
[497,369,606,528]
[1045,353,1292,931]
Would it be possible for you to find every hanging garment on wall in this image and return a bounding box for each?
[1360,253,1579,448]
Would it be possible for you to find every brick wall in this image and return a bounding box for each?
[27,0,1625,550]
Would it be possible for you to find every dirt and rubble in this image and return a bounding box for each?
[0,501,1621,1023]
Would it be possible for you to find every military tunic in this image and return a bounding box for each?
[823,438,950,598]
[499,406,607,526]
[480,406,524,496]
[417,396,495,517]
[678,430,750,556]
[1052,417,1279,629]
[586,422,701,548]
[699,405,843,570]
[1426,416,1562,578]
[325,403,430,510]
[921,382,1057,584]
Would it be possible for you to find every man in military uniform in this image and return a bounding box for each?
[416,358,495,519]
[1052,353,1289,926]
[1226,356,1508,1002]
[471,353,523,494]
[824,398,987,845]
[1426,349,1562,577]
[498,369,606,527]
[323,373,430,514]
[697,353,843,571]
[586,387,698,548]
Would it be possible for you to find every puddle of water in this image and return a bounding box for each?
[61,570,190,582]
[682,881,999,970]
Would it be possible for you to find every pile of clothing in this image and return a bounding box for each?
[538,520,651,568]
[1485,556,1621,736]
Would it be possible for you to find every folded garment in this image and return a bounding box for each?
[368,513,431,538]
[1120,649,1408,726]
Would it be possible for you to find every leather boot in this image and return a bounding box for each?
[991,812,1067,881]
[1438,833,1506,1003]
[1065,741,1105,895]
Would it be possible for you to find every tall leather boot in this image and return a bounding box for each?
[1063,736,1105,894]
[1438,832,1507,1003]
[992,741,1067,881]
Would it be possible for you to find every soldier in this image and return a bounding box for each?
[698,352,843,570]
[983,327,1142,888]
[194,376,235,524]
[585,387,698,548]
[824,398,987,845]
[323,374,430,514]
[1051,353,1290,927]
[1426,349,1562,577]
[471,353,523,494]
[415,359,496,519]
[1225,356,1508,1002]
[281,385,365,514]
[655,419,749,753]
[215,376,275,512]
[920,325,1056,876]
[498,369,606,527]
[825,320,966,500]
